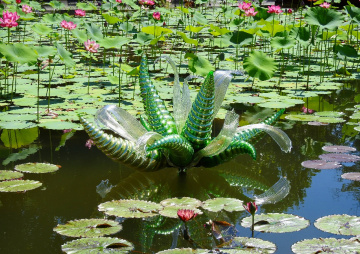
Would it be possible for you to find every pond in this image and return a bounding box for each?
[1,85,360,253]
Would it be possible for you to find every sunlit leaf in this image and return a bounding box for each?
[61,237,133,253]
[315,214,360,235]
[0,180,42,192]
[15,162,60,174]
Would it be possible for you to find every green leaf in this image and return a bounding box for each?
[0,43,38,65]
[229,31,253,46]
[2,145,40,166]
[316,215,360,235]
[98,36,130,49]
[56,130,75,151]
[0,180,42,192]
[1,128,39,149]
[209,24,230,36]
[177,31,198,46]
[42,13,64,24]
[15,162,60,174]
[33,45,57,58]
[76,2,97,10]
[186,53,215,76]
[243,51,276,81]
[142,26,173,37]
[185,25,204,33]
[292,238,360,254]
[85,23,103,41]
[102,13,122,24]
[31,23,52,36]
[71,29,88,43]
[0,170,23,181]
[160,197,202,207]
[305,7,344,30]
[202,198,245,212]
[56,43,76,68]
[193,11,208,25]
[334,44,358,59]
[61,237,134,253]
[220,237,277,253]
[270,36,296,50]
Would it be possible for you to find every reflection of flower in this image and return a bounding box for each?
[0,11,20,28]
[85,139,94,149]
[267,5,282,14]
[84,39,100,53]
[238,2,251,11]
[245,8,257,17]
[63,129,73,133]
[243,202,258,216]
[177,209,198,222]
[320,2,331,8]
[302,107,314,114]
[153,12,160,21]
[75,9,86,17]
[60,20,77,30]
[22,5,32,14]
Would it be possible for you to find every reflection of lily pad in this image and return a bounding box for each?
[292,238,360,254]
[322,145,356,153]
[159,206,202,218]
[315,214,360,235]
[15,162,60,173]
[241,213,309,233]
[160,197,202,207]
[315,111,345,117]
[54,219,122,238]
[0,180,42,192]
[308,121,328,126]
[341,172,360,181]
[98,200,162,218]
[202,198,245,212]
[317,117,345,124]
[0,170,23,180]
[301,160,342,170]
[156,248,209,253]
[61,237,134,253]
[220,237,276,253]
[319,153,360,163]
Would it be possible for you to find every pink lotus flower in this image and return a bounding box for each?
[0,11,20,28]
[60,20,77,30]
[320,2,331,8]
[74,9,86,17]
[177,209,198,222]
[267,5,283,14]
[116,0,122,3]
[85,139,94,149]
[84,39,100,53]
[238,2,251,11]
[245,7,257,17]
[288,8,293,14]
[139,0,155,5]
[243,202,258,216]
[153,11,160,21]
[22,5,32,14]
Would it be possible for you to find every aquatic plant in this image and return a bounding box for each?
[79,55,291,171]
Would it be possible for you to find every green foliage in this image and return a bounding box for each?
[243,51,276,81]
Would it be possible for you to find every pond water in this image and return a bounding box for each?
[1,86,360,253]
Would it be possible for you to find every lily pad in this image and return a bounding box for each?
[61,237,134,253]
[38,120,81,130]
[14,162,60,173]
[319,153,360,163]
[241,213,309,233]
[292,238,360,254]
[322,145,356,153]
[301,160,342,170]
[0,170,24,181]
[54,219,122,238]
[158,206,202,219]
[285,114,319,122]
[317,117,345,124]
[314,214,360,235]
[0,180,42,192]
[202,198,245,212]
[220,237,276,253]
[160,197,202,208]
[315,111,345,117]
[341,172,360,181]
[98,200,162,218]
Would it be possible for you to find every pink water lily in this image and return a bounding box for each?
[84,39,100,53]
[245,7,257,17]
[85,139,94,149]
[0,11,20,28]
[320,2,331,8]
[16,0,21,4]
[238,2,251,11]
[60,20,77,30]
[22,5,32,14]
[153,11,161,21]
[139,0,155,5]
[243,202,258,216]
[267,5,282,14]
[116,0,122,3]
[74,9,86,17]
[177,209,198,222]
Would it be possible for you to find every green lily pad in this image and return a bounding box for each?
[54,219,122,238]
[98,200,162,218]
[285,114,319,122]
[316,117,345,124]
[38,120,81,130]
[160,197,202,207]
[202,198,245,212]
[314,214,360,235]
[14,162,60,173]
[61,237,134,253]
[220,237,276,253]
[292,238,360,254]
[0,170,24,181]
[0,121,37,130]
[241,213,309,233]
[314,111,345,117]
[0,180,42,192]
[159,206,202,219]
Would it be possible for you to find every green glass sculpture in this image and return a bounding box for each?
[79,55,291,171]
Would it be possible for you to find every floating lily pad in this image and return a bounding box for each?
[98,200,162,218]
[61,237,134,253]
[341,172,360,181]
[292,238,360,254]
[220,237,276,253]
[319,153,360,163]
[202,198,245,212]
[38,120,81,130]
[314,214,360,235]
[0,180,42,192]
[14,162,60,173]
[301,160,342,170]
[160,197,202,208]
[322,145,356,153]
[315,111,345,117]
[54,219,122,238]
[159,206,202,218]
[241,213,309,233]
[156,248,209,254]
[0,170,24,181]
[285,114,319,122]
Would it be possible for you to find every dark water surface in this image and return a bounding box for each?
[0,103,360,253]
